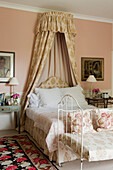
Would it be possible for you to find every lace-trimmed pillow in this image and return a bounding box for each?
[68,110,95,134]
[95,109,113,131]
[35,87,61,108]
[27,93,40,108]
[60,85,88,107]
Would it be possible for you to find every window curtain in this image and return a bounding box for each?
[21,11,79,129]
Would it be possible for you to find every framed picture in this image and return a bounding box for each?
[81,57,104,81]
[0,51,15,83]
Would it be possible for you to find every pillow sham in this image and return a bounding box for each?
[60,85,88,107]
[35,87,61,108]
[68,109,95,134]
[95,109,113,130]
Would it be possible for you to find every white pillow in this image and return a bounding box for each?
[35,88,61,108]
[27,93,39,108]
[60,85,88,107]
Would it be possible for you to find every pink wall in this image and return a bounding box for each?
[0,7,38,93]
[0,7,112,93]
[75,19,112,90]
[112,23,113,51]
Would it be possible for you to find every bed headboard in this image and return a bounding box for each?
[38,76,68,88]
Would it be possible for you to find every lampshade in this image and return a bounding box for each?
[86,75,97,82]
[9,77,19,86]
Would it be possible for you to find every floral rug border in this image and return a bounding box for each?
[0,134,58,170]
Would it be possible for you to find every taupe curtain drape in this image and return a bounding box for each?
[21,11,79,128]
[37,32,76,87]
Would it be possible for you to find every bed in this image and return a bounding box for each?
[25,76,96,164]
[25,76,113,170]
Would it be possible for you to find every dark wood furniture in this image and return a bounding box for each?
[86,97,113,108]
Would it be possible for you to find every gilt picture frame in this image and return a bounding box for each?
[0,51,15,83]
[81,57,104,81]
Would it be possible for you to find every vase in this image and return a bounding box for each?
[94,92,100,98]
[14,99,18,105]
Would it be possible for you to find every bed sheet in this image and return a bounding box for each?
[60,131,113,162]
[26,105,96,153]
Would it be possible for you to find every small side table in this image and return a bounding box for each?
[0,105,21,134]
[86,97,113,108]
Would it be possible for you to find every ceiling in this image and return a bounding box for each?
[1,0,113,23]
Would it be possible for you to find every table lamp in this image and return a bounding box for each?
[86,75,97,98]
[9,77,19,95]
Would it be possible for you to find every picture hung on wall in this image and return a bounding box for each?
[0,51,15,83]
[81,57,104,81]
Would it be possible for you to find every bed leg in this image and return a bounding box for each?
[58,163,62,167]
[81,159,83,170]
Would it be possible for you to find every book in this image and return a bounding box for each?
[0,93,5,106]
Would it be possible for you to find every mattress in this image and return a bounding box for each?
[26,107,58,122]
[26,105,96,122]
[60,131,113,162]
[26,105,96,124]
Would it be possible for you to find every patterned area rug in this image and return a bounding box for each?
[0,135,57,170]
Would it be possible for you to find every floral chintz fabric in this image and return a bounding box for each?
[68,110,95,134]
[94,108,113,130]
[25,117,80,163]
[60,131,113,162]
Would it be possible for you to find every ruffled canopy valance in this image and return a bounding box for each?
[36,11,76,35]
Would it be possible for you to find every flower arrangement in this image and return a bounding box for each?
[92,88,100,94]
[92,88,100,98]
[12,93,20,99]
[11,93,20,105]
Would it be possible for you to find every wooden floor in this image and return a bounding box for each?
[0,130,113,170]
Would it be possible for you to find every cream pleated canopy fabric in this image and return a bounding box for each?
[21,11,79,128]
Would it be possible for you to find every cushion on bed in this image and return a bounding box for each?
[60,85,88,107]
[68,110,95,134]
[27,93,40,108]
[94,108,113,131]
[35,87,61,108]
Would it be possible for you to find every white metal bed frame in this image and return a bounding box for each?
[58,94,84,170]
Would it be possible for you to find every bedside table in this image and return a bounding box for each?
[0,105,21,134]
[86,97,113,108]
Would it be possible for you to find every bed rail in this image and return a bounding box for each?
[58,94,84,170]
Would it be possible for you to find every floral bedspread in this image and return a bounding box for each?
[60,131,113,161]
[34,110,65,153]
[33,107,95,153]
